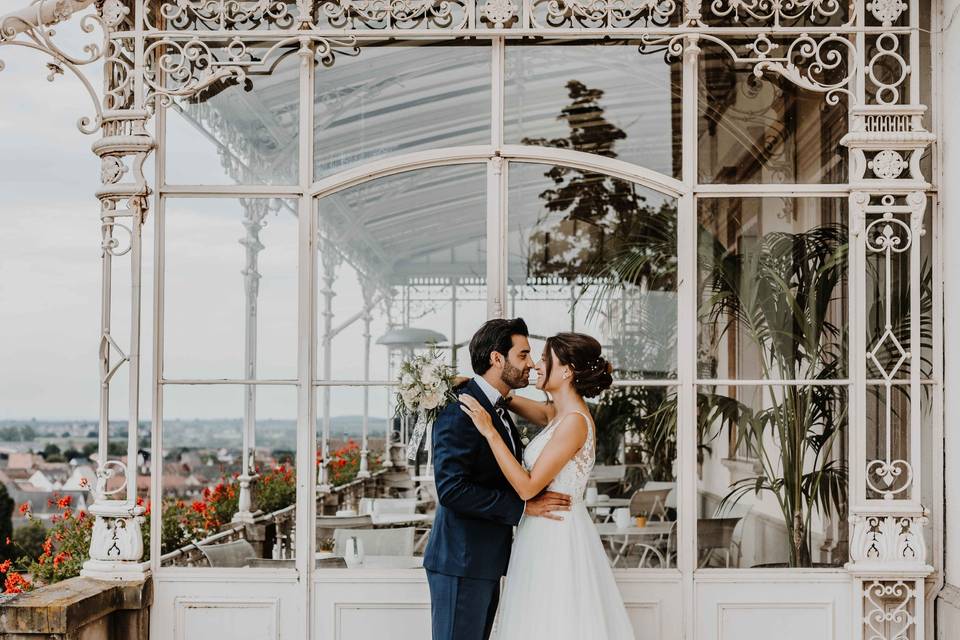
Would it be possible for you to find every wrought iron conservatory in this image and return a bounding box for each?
[0,0,943,638]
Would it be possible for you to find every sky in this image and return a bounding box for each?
[0,12,105,420]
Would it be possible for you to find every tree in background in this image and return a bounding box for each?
[0,484,13,562]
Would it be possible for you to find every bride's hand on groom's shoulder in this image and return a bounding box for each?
[524,491,572,521]
[458,394,498,439]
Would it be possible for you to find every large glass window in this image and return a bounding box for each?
[145,35,933,580]
[695,197,849,568]
[163,198,299,381]
[505,41,682,179]
[698,41,848,184]
[313,42,491,179]
[164,47,300,186]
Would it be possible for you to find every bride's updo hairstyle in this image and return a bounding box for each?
[544,332,614,398]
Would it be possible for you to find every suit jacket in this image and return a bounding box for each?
[423,378,526,580]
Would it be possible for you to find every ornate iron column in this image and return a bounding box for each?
[0,0,155,581]
[841,1,936,637]
[317,239,341,494]
[82,0,151,581]
[357,275,377,479]
[234,198,278,523]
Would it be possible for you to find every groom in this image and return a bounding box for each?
[423,317,572,640]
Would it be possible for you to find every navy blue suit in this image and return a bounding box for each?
[423,379,525,640]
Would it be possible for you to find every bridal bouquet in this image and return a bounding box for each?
[395,350,457,461]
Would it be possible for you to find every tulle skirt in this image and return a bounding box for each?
[494,503,636,640]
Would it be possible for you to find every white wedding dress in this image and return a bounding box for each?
[495,411,636,640]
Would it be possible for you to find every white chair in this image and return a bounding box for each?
[316,514,373,544]
[628,488,671,521]
[714,501,753,567]
[642,481,677,510]
[333,527,416,557]
[590,465,627,485]
[199,539,257,568]
[372,498,417,517]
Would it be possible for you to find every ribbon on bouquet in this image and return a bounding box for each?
[406,412,430,462]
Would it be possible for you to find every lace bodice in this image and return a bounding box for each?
[522,410,595,502]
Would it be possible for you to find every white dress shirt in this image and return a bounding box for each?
[473,375,517,454]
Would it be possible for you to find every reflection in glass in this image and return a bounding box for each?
[160,385,298,567]
[508,163,678,379]
[505,41,681,179]
[698,41,847,184]
[314,42,490,179]
[314,165,487,382]
[697,384,847,568]
[697,197,848,380]
[164,198,298,380]
[315,387,429,570]
[164,48,300,186]
[313,166,487,537]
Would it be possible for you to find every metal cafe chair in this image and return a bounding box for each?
[628,488,672,521]
[199,539,257,568]
[697,517,741,568]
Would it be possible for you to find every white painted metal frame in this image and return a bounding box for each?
[0,0,942,638]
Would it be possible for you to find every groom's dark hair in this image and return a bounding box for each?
[470,318,529,375]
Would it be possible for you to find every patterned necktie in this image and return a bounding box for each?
[494,397,517,454]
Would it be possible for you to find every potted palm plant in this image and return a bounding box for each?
[697,222,849,566]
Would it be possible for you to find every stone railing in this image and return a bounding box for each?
[0,576,151,640]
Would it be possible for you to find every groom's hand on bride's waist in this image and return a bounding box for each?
[524,491,572,521]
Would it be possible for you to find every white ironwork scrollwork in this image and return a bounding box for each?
[863,206,918,500]
[149,0,298,31]
[530,0,677,29]
[319,0,471,30]
[863,580,916,640]
[101,218,134,256]
[93,459,129,501]
[480,0,518,27]
[661,32,854,105]
[143,35,358,107]
[866,33,909,105]
[869,149,907,180]
[0,0,109,133]
[709,0,849,26]
[850,515,927,565]
[867,0,906,26]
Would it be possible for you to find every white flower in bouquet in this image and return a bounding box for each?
[421,363,440,386]
[420,389,443,410]
[396,350,458,461]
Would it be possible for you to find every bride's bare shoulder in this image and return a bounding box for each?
[552,412,589,444]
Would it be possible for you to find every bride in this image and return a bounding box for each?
[458,332,636,640]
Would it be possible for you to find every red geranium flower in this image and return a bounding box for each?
[4,571,30,594]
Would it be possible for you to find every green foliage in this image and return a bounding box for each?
[254,465,296,514]
[324,440,382,487]
[0,425,35,441]
[0,484,13,562]
[12,522,46,562]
